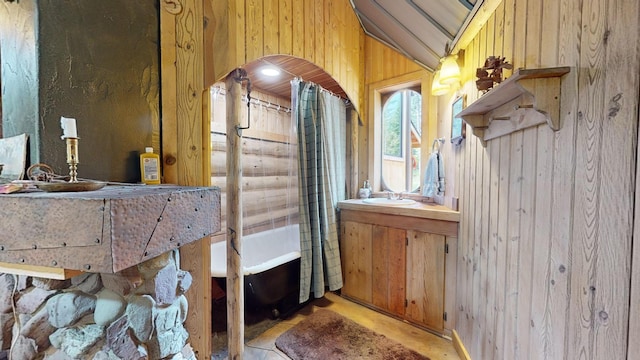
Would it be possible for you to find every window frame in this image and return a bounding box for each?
[381,89,422,192]
[368,71,432,196]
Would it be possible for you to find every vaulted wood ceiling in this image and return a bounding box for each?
[350,0,480,71]
[242,1,482,101]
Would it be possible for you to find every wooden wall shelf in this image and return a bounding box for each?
[457,67,570,146]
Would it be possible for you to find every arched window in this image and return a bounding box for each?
[381,88,422,192]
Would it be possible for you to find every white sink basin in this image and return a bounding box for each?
[362,198,416,206]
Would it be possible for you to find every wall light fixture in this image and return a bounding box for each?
[431,69,450,96]
[439,53,461,85]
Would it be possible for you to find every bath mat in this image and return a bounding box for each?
[275,309,430,360]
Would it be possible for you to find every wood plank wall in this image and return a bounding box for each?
[437,0,640,358]
[360,37,428,191]
[160,0,212,357]
[207,0,365,115]
[209,85,298,242]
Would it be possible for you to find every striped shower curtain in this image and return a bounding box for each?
[292,79,346,303]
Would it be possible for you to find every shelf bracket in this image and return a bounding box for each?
[457,67,570,146]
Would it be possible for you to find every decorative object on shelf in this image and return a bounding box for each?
[431,44,463,96]
[25,163,106,192]
[60,116,80,182]
[451,95,466,146]
[459,67,571,147]
[27,163,56,182]
[475,56,513,92]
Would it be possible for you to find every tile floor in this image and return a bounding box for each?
[211,292,460,359]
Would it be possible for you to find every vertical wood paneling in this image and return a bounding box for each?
[337,1,347,93]
[302,0,315,64]
[527,1,562,358]
[160,7,178,185]
[528,125,554,360]
[539,0,560,68]
[245,0,263,61]
[445,236,458,334]
[323,0,333,78]
[476,136,491,356]
[566,0,606,357]
[483,125,500,360]
[515,127,537,360]
[546,1,580,358]
[471,131,486,356]
[313,0,324,69]
[502,131,523,360]
[485,5,504,360]
[458,43,472,347]
[363,37,423,84]
[594,0,637,357]
[469,34,483,354]
[472,23,489,354]
[502,0,515,81]
[340,221,373,303]
[512,2,542,355]
[278,0,292,55]
[452,0,638,359]
[512,0,527,70]
[628,0,640,343]
[291,0,304,58]
[229,0,246,70]
[262,0,278,55]
[372,225,406,316]
[478,14,495,359]
[172,1,211,357]
[461,121,476,345]
[494,135,511,359]
[406,231,445,333]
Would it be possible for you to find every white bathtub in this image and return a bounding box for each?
[210,224,301,277]
[210,224,302,318]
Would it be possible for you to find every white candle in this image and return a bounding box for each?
[60,116,78,139]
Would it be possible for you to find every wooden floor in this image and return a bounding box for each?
[212,292,460,359]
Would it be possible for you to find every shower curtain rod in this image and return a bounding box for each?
[291,77,349,104]
[211,86,292,113]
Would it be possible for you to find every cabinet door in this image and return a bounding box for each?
[340,221,372,302]
[372,225,406,316]
[405,230,445,332]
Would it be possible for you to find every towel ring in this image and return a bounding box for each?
[432,138,445,153]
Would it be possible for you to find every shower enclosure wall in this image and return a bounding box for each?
[209,83,300,328]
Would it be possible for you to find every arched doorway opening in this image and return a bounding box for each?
[207,55,354,340]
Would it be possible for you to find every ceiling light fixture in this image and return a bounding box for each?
[260,66,281,77]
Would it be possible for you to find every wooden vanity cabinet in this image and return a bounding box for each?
[339,208,457,335]
[405,230,446,332]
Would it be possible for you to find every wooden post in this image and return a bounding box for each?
[225,69,244,359]
[349,109,359,198]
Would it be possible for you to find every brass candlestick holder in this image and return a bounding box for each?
[31,135,105,192]
[65,137,79,183]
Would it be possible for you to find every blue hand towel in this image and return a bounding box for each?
[422,151,445,197]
